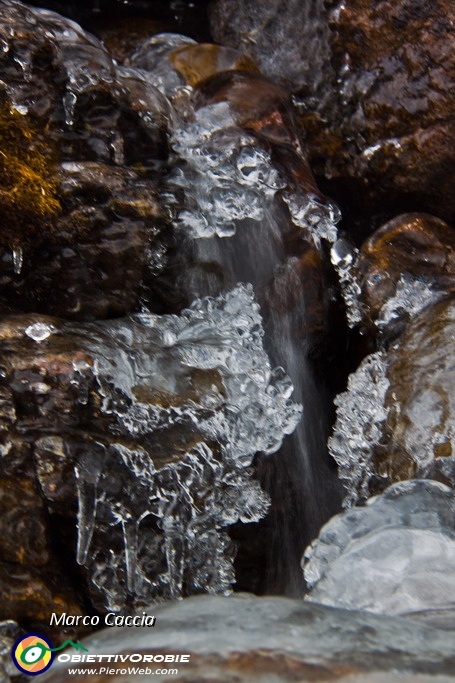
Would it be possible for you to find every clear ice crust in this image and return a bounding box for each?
[22,285,301,610]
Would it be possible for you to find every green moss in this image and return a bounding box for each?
[0,102,61,246]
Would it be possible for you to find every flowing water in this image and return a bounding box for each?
[165,98,343,593]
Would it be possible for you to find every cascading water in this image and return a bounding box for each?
[161,89,343,593]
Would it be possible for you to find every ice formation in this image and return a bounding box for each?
[328,351,389,506]
[68,284,301,609]
[167,101,287,239]
[330,237,362,326]
[375,273,445,333]
[0,0,171,150]
[45,593,455,682]
[303,480,455,618]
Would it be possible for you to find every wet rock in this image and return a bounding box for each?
[0,564,85,639]
[304,480,455,619]
[0,161,165,320]
[318,0,455,227]
[0,621,24,681]
[358,213,455,336]
[0,99,61,247]
[0,1,171,319]
[329,296,455,504]
[128,34,258,95]
[0,286,301,613]
[210,0,455,228]
[0,379,86,632]
[43,594,455,682]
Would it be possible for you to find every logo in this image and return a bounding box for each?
[11,634,88,676]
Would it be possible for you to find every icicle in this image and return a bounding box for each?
[12,246,23,275]
[75,450,104,565]
[122,517,139,594]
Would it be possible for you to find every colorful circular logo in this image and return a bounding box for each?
[11,633,55,675]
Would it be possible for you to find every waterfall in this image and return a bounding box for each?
[164,96,342,593]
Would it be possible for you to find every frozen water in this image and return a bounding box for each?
[71,284,301,608]
[24,321,57,343]
[328,351,389,506]
[11,247,23,276]
[127,33,197,97]
[283,189,339,245]
[42,594,455,683]
[376,273,445,333]
[0,1,168,136]
[167,101,287,240]
[330,237,362,326]
[162,77,344,590]
[303,480,455,617]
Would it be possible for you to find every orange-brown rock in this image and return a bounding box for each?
[330,296,455,503]
[169,44,258,86]
[0,162,166,320]
[0,564,86,642]
[358,213,455,333]
[0,99,61,246]
[381,297,455,486]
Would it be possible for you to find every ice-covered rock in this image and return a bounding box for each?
[0,285,301,617]
[358,214,455,338]
[42,593,455,683]
[303,480,455,619]
[329,296,455,504]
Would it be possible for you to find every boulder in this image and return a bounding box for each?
[304,480,455,620]
[357,213,455,336]
[0,286,300,619]
[210,0,455,230]
[43,594,455,682]
[329,297,455,503]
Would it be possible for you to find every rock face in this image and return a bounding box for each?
[0,286,301,620]
[210,0,455,228]
[0,0,170,320]
[304,480,455,619]
[0,161,166,320]
[358,213,455,336]
[329,297,455,504]
[322,0,455,226]
[42,594,455,682]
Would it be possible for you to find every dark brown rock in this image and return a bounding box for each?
[0,161,166,320]
[210,0,455,231]
[320,0,455,228]
[0,564,85,640]
[0,1,173,320]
